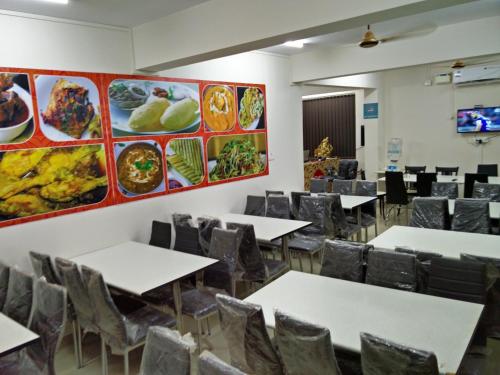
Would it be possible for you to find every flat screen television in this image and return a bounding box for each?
[457,107,500,133]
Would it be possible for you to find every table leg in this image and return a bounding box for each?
[282,236,290,266]
[356,207,362,241]
[195,271,204,289]
[172,280,184,333]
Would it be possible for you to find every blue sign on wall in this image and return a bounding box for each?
[364,103,378,119]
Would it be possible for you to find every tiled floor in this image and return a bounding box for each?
[54,208,500,374]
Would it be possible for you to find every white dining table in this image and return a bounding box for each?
[368,225,500,260]
[245,271,483,375]
[0,313,39,357]
[71,241,218,331]
[220,213,311,264]
[340,195,377,241]
[378,174,500,184]
[448,199,500,219]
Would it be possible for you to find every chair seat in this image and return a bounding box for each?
[339,223,361,238]
[264,259,289,279]
[347,213,376,227]
[0,353,43,375]
[124,306,176,346]
[288,235,324,253]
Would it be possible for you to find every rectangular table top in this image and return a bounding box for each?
[340,195,377,209]
[0,313,39,357]
[220,213,311,242]
[71,241,218,295]
[245,271,483,375]
[368,225,500,260]
[448,199,500,219]
[378,175,500,184]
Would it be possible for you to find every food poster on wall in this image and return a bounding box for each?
[0,67,268,228]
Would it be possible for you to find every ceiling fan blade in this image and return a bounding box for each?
[379,25,437,44]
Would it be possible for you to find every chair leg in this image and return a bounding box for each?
[298,253,304,272]
[71,319,81,368]
[124,351,129,375]
[375,221,378,236]
[364,227,368,242]
[100,337,108,375]
[76,320,84,368]
[309,253,314,274]
[206,318,211,335]
[197,319,203,352]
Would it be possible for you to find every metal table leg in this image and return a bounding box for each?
[172,280,184,333]
[356,206,362,241]
[282,236,291,266]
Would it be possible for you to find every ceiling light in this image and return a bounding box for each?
[284,40,304,48]
[34,0,69,4]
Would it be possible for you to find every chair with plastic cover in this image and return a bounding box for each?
[404,165,426,174]
[464,173,488,198]
[197,216,222,255]
[290,191,310,219]
[149,220,172,249]
[29,251,60,285]
[477,163,498,177]
[385,172,410,222]
[360,332,439,375]
[244,195,266,216]
[435,166,459,176]
[265,190,284,197]
[81,266,176,375]
[431,182,458,199]
[335,159,358,180]
[216,294,284,375]
[394,248,442,293]
[350,180,378,240]
[409,197,450,230]
[332,179,353,195]
[139,326,191,375]
[416,172,437,197]
[2,268,33,326]
[323,193,361,240]
[320,240,371,282]
[365,249,417,292]
[174,222,203,256]
[0,278,67,375]
[472,182,500,202]
[451,198,490,234]
[198,350,247,375]
[274,309,341,375]
[310,178,329,193]
[266,194,291,219]
[172,213,193,227]
[0,262,9,311]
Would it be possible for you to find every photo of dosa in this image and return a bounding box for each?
[0,145,108,221]
[203,85,236,132]
[166,137,205,189]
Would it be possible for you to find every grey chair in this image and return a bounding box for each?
[394,248,442,294]
[451,198,490,234]
[199,350,247,375]
[139,326,191,375]
[323,193,361,240]
[409,197,450,230]
[216,294,284,375]
[332,179,353,195]
[290,191,310,219]
[81,266,176,375]
[197,216,222,255]
[0,278,67,375]
[351,180,378,239]
[335,159,358,180]
[265,190,284,197]
[29,251,60,285]
[0,262,9,311]
[310,178,329,193]
[174,222,203,256]
[472,182,500,202]
[360,332,439,375]
[435,166,459,176]
[405,165,426,174]
[431,182,458,199]
[365,250,417,292]
[275,309,341,375]
[172,213,194,227]
[149,221,172,249]
[477,163,498,177]
[244,195,266,216]
[320,240,372,282]
[266,194,291,219]
[2,268,33,326]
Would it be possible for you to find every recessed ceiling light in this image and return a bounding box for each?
[34,0,69,4]
[284,40,305,48]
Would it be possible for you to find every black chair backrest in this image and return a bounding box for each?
[265,190,284,198]
[451,198,490,234]
[320,240,371,282]
[395,247,443,293]
[149,220,172,249]
[266,195,291,219]
[431,182,458,199]
[208,228,243,274]
[416,172,437,197]
[298,195,334,237]
[197,216,222,256]
[199,350,246,375]
[477,164,498,177]
[320,193,349,236]
[291,192,310,219]
[428,257,487,304]
[332,180,353,195]
[29,251,60,285]
[409,197,450,230]
[244,195,266,216]
[435,166,459,176]
[310,178,329,193]
[338,159,358,180]
[472,182,500,202]
[356,181,377,217]
[464,173,488,198]
[174,224,203,256]
[172,213,193,227]
[405,165,426,174]
[385,172,408,205]
[3,268,33,326]
[365,250,417,292]
[360,332,439,375]
[0,262,9,311]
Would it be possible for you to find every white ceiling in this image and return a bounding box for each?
[0,0,211,27]
[260,0,500,56]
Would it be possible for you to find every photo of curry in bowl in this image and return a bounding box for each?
[202,85,235,132]
[115,141,164,196]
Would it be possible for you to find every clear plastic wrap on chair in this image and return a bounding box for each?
[55,258,98,333]
[139,326,191,375]
[216,294,284,375]
[431,182,458,199]
[320,240,372,282]
[472,182,500,202]
[291,192,310,219]
[297,196,334,237]
[321,193,360,238]
[198,216,222,256]
[199,350,247,375]
[451,198,490,234]
[365,250,417,292]
[173,213,193,227]
[360,332,439,375]
[208,228,243,274]
[29,251,60,285]
[226,223,268,282]
[0,262,9,311]
[244,195,266,217]
[356,181,377,217]
[266,195,291,219]
[310,178,329,193]
[394,248,442,294]
[332,180,353,195]
[409,197,450,230]
[2,268,33,326]
[336,159,358,180]
[274,309,341,375]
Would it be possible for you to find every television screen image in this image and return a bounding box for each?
[457,107,500,133]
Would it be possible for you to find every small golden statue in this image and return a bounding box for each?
[314,137,333,158]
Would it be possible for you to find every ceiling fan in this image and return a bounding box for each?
[358,24,436,48]
[436,58,500,69]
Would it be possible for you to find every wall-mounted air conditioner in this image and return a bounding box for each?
[453,65,500,86]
